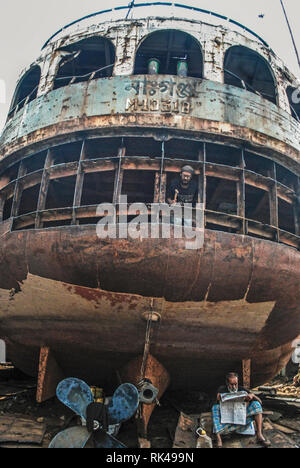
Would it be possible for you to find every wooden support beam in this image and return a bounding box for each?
[268,163,279,239]
[237,149,246,233]
[113,147,126,205]
[35,150,54,229]
[198,144,206,207]
[72,141,86,225]
[0,194,5,222]
[36,346,64,403]
[11,162,27,218]
[293,177,300,236]
[242,359,251,390]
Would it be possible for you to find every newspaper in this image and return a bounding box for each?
[220,392,248,425]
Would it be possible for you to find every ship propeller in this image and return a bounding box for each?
[48,378,139,448]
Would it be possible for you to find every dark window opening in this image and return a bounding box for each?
[134,30,203,78]
[121,171,156,204]
[18,185,41,216]
[124,137,162,158]
[206,177,237,214]
[52,142,82,165]
[278,199,295,234]
[286,86,300,122]
[244,152,271,177]
[54,37,115,90]
[0,162,20,186]
[10,66,41,115]
[23,151,47,174]
[276,164,297,190]
[206,223,233,233]
[245,186,270,224]
[43,220,71,228]
[165,139,200,161]
[206,144,240,166]
[224,46,277,104]
[3,197,13,220]
[86,138,123,160]
[81,171,115,206]
[45,176,76,210]
[79,217,102,226]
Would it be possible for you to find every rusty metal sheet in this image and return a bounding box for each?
[0,77,299,167]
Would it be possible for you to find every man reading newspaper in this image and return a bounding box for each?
[211,372,271,448]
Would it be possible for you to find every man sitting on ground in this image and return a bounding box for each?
[212,372,271,448]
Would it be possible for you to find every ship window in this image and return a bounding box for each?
[0,162,20,184]
[206,144,240,166]
[276,163,297,190]
[86,138,123,160]
[3,196,13,221]
[206,177,237,214]
[286,86,300,122]
[18,185,41,216]
[51,142,82,165]
[244,152,271,177]
[121,170,156,204]
[278,199,295,234]
[23,151,47,174]
[134,30,203,78]
[81,171,115,206]
[123,137,162,158]
[224,46,277,104]
[9,66,41,115]
[245,185,270,224]
[165,139,200,161]
[54,37,115,90]
[45,176,76,210]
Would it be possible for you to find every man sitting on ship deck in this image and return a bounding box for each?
[212,372,271,448]
[166,165,198,226]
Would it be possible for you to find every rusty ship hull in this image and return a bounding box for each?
[0,6,300,395]
[0,225,299,392]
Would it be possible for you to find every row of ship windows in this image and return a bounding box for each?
[9,30,300,121]
[0,138,298,236]
[0,138,298,189]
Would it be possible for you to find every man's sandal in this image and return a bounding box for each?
[257,437,271,448]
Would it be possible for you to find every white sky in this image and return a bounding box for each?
[0,0,299,133]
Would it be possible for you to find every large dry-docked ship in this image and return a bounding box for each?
[0,3,300,402]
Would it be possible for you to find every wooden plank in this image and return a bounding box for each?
[261,419,298,448]
[0,415,46,444]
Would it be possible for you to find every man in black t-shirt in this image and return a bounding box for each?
[167,165,198,227]
[212,372,271,448]
[167,165,198,206]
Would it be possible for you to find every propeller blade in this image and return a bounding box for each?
[93,429,127,449]
[56,378,94,419]
[108,383,139,424]
[48,426,91,449]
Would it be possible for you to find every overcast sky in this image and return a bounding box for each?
[0,0,299,133]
